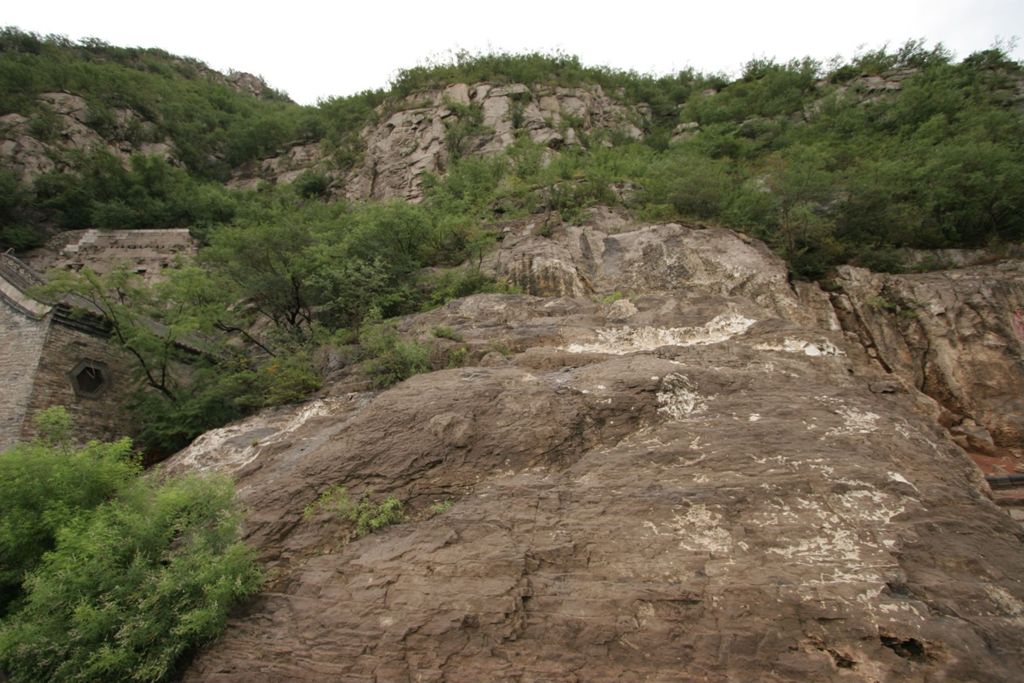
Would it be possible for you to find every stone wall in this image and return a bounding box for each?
[24,228,197,284]
[0,305,50,451]
[18,320,138,445]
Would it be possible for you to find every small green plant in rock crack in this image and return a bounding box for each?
[304,485,406,538]
[867,294,920,320]
[599,290,626,305]
[432,325,463,341]
[486,340,513,357]
[443,99,490,160]
[446,346,469,368]
[429,499,454,516]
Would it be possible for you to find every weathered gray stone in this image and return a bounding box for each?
[0,91,178,185]
[343,83,648,201]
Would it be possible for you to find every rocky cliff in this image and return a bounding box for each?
[0,91,176,183]
[229,82,647,199]
[165,215,1024,682]
[831,263,1024,507]
[344,83,645,202]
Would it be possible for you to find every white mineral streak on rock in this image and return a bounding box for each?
[985,584,1024,616]
[656,374,707,420]
[754,338,844,356]
[836,489,906,524]
[171,398,344,474]
[759,493,896,576]
[826,406,881,437]
[815,396,881,437]
[562,313,756,354]
[663,504,733,554]
[888,471,919,491]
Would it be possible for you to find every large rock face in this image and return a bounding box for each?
[343,83,646,202]
[832,264,1024,451]
[167,219,1024,682]
[0,92,175,183]
[227,83,645,197]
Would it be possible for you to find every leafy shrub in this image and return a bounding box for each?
[429,500,454,516]
[0,411,261,682]
[258,351,324,405]
[431,325,463,341]
[130,350,322,455]
[0,409,139,614]
[445,346,469,368]
[0,475,261,683]
[421,267,518,309]
[292,170,331,199]
[359,310,430,388]
[600,291,625,304]
[443,100,488,161]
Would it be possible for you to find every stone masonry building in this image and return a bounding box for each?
[0,252,137,449]
[0,229,197,450]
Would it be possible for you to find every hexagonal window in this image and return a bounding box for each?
[69,360,109,398]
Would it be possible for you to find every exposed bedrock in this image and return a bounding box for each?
[167,218,1024,682]
[832,263,1024,454]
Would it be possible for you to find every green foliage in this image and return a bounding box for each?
[0,410,139,614]
[292,169,331,199]
[443,100,488,161]
[429,499,454,516]
[0,27,313,179]
[445,346,469,368]
[32,151,237,230]
[421,267,517,309]
[406,42,1023,277]
[257,351,323,405]
[431,325,463,341]
[358,311,430,388]
[0,169,41,250]
[389,50,695,131]
[685,57,820,125]
[599,291,625,305]
[486,340,513,358]
[303,486,406,538]
[846,38,953,76]
[0,473,261,683]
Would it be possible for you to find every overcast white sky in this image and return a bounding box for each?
[6,1,1023,105]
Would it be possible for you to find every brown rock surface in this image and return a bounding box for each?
[227,142,328,190]
[167,223,1024,682]
[483,217,837,331]
[832,263,1024,452]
